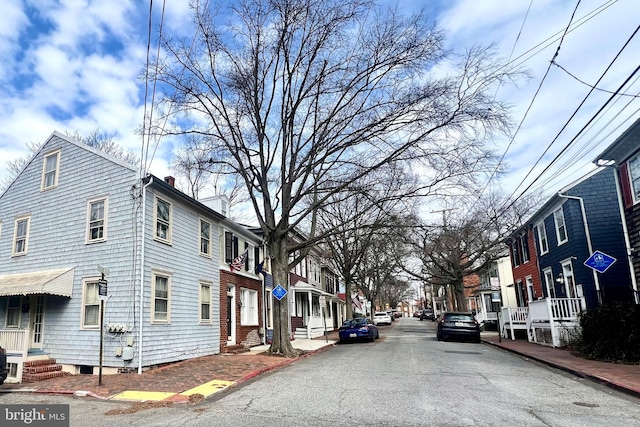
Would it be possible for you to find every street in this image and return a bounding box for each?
[2,316,640,426]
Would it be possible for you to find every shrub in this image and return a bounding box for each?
[577,302,640,363]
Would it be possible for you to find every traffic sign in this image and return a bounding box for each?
[584,250,616,274]
[98,279,108,297]
[272,284,287,301]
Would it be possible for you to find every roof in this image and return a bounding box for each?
[0,267,75,297]
[594,117,640,165]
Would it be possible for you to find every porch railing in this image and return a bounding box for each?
[0,329,30,383]
[500,307,529,340]
[527,298,582,347]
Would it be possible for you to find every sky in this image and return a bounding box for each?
[0,0,638,211]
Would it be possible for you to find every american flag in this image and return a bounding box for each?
[230,249,248,271]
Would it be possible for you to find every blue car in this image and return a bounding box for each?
[338,318,379,343]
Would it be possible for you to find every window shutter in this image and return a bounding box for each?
[245,243,250,271]
[225,232,233,263]
[619,162,634,210]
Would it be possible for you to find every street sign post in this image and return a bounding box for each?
[584,250,617,274]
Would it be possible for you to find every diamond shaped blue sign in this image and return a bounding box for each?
[272,284,287,301]
[584,250,616,274]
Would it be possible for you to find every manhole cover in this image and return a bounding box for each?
[573,402,599,408]
[444,350,482,355]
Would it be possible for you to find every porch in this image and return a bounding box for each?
[0,329,66,383]
[500,298,582,348]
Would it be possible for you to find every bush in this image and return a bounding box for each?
[577,302,640,363]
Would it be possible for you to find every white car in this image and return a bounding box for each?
[373,311,392,326]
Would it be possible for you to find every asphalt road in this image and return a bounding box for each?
[2,317,640,426]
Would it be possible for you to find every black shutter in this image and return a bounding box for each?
[225,232,233,263]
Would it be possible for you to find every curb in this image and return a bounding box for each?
[482,339,640,399]
[237,343,335,384]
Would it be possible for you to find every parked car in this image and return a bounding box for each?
[386,311,396,321]
[0,345,7,385]
[339,318,379,343]
[393,311,403,318]
[413,310,421,317]
[420,309,436,321]
[436,312,481,343]
[373,311,393,326]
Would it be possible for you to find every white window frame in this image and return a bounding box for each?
[152,271,172,323]
[240,288,258,326]
[520,234,529,264]
[543,268,555,298]
[199,218,212,257]
[12,215,30,256]
[86,197,108,243]
[525,276,534,301]
[561,260,577,299]
[628,153,640,204]
[5,296,22,328]
[41,149,60,190]
[154,197,172,244]
[81,278,101,329]
[553,207,568,245]
[199,281,212,323]
[536,220,548,255]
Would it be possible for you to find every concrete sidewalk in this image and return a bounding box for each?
[482,332,640,398]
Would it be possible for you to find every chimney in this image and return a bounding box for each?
[164,176,175,187]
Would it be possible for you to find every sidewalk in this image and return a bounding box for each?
[0,336,337,404]
[482,332,640,398]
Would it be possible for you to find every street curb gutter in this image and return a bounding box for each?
[482,340,640,399]
[236,343,336,385]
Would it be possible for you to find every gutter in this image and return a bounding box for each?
[557,193,600,296]
[138,175,154,374]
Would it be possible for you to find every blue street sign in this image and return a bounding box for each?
[584,250,617,274]
[272,284,288,301]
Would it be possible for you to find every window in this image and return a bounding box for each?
[543,268,556,298]
[12,216,30,256]
[82,280,101,329]
[554,207,568,245]
[510,240,520,267]
[86,198,107,242]
[200,282,212,322]
[152,272,171,322]
[240,289,258,325]
[536,221,548,255]
[200,219,212,256]
[519,233,529,263]
[41,150,60,190]
[561,260,577,299]
[526,276,534,301]
[628,153,640,202]
[312,295,320,317]
[224,231,239,264]
[154,197,172,243]
[6,296,21,327]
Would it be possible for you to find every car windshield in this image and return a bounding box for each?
[343,318,367,327]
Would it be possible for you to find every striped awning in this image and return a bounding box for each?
[0,268,74,297]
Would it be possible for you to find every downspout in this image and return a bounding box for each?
[610,165,639,303]
[138,175,154,374]
[557,193,600,296]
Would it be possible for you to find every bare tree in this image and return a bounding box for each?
[152,0,519,356]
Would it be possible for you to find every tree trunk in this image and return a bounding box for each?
[267,236,300,357]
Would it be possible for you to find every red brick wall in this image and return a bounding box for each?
[219,270,263,352]
[511,227,543,305]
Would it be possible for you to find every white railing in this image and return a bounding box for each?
[500,307,529,340]
[526,298,582,347]
[0,329,30,383]
[475,311,498,325]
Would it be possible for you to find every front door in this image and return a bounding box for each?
[29,295,45,350]
[227,285,235,344]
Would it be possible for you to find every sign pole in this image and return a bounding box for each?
[98,272,104,386]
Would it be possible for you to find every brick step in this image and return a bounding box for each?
[24,358,58,367]
[22,371,70,383]
[24,364,63,374]
[223,345,250,354]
